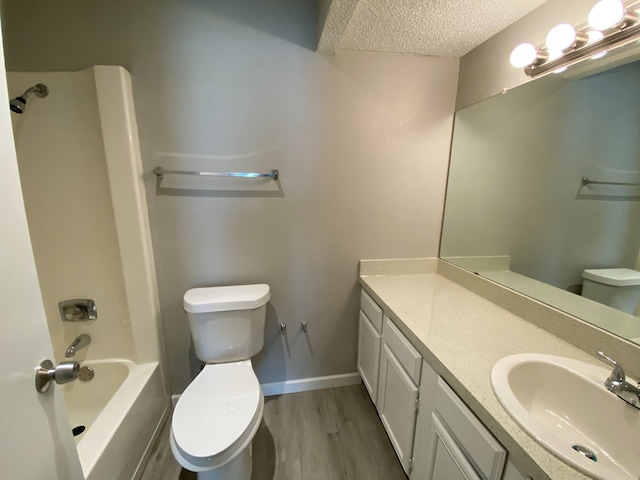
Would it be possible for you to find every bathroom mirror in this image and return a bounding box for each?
[440,43,640,345]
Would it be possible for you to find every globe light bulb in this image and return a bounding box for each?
[546,24,578,52]
[589,0,625,30]
[510,43,539,68]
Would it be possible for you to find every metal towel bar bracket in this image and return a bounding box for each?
[582,177,640,187]
[154,167,279,181]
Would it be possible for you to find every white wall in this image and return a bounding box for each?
[442,61,640,290]
[8,70,135,364]
[2,0,459,393]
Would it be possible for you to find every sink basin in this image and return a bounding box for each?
[491,354,640,480]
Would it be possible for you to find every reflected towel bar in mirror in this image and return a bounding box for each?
[154,167,279,181]
[582,177,640,187]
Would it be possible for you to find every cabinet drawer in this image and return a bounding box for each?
[382,316,421,384]
[435,378,506,480]
[360,289,383,333]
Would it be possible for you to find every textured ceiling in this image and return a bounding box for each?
[318,0,550,57]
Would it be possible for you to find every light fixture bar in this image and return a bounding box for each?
[525,20,640,77]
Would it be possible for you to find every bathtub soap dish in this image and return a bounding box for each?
[59,299,98,322]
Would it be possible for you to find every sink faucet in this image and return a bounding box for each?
[65,334,91,358]
[598,351,640,409]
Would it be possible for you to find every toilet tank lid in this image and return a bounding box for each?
[582,268,640,287]
[184,284,271,313]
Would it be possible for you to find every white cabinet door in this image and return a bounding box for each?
[429,414,481,480]
[411,360,439,479]
[357,310,381,402]
[502,461,530,480]
[432,438,472,480]
[378,344,419,473]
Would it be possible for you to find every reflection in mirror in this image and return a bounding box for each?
[441,43,640,345]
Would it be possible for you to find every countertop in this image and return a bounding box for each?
[359,272,600,480]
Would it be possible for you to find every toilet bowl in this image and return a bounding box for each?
[170,361,264,478]
[170,284,270,480]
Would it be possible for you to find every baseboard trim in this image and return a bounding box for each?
[170,373,362,402]
[260,372,361,397]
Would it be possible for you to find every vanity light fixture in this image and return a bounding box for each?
[510,0,640,77]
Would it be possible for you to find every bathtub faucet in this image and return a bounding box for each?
[65,334,91,357]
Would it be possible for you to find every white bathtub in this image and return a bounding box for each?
[62,359,168,480]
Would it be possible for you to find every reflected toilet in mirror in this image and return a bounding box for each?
[581,268,640,316]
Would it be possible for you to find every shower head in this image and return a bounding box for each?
[9,97,27,114]
[9,83,49,114]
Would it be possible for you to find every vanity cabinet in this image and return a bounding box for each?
[358,288,528,480]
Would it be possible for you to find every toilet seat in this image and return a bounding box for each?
[171,360,263,472]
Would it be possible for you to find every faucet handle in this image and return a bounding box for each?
[597,351,625,382]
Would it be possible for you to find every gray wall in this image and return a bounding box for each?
[2,0,459,393]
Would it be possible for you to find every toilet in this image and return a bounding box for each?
[581,268,640,315]
[170,284,271,480]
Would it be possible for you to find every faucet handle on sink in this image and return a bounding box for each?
[597,351,626,383]
[598,351,640,408]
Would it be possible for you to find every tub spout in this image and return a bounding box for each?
[65,334,91,358]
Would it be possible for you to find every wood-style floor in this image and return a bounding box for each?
[140,384,406,480]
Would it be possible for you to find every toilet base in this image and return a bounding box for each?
[196,444,252,480]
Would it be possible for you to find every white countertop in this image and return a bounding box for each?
[359,272,600,480]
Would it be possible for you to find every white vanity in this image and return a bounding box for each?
[355,259,633,480]
[358,288,522,480]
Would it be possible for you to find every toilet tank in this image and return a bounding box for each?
[184,284,271,363]
[581,268,640,315]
